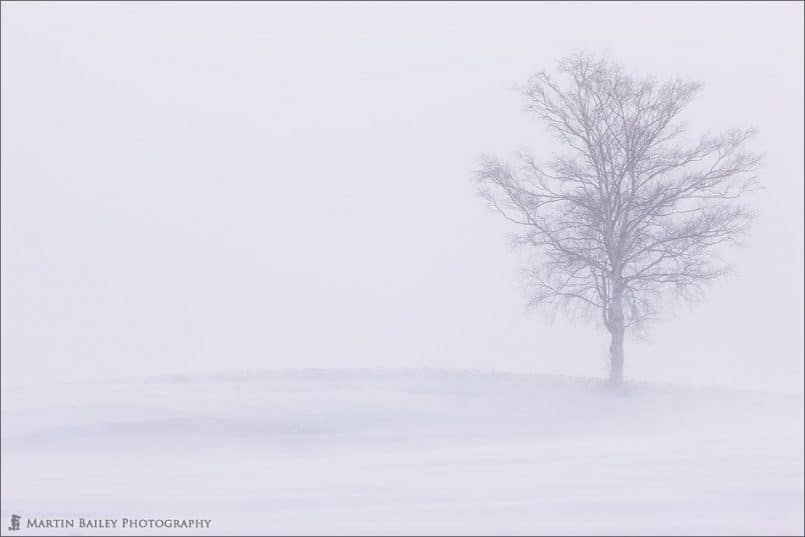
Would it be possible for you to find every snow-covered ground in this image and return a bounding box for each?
[1,369,802,535]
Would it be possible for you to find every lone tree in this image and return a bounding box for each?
[474,53,760,384]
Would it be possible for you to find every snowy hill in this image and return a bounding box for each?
[2,369,803,535]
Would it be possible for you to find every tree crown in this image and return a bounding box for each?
[475,53,760,333]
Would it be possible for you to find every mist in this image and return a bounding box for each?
[2,1,802,392]
[1,3,803,535]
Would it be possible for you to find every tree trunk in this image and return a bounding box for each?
[608,281,625,385]
[609,323,624,385]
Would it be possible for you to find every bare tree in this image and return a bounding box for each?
[474,53,760,384]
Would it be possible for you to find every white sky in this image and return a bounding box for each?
[2,1,803,392]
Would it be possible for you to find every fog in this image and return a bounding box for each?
[2,2,803,392]
[2,3,804,534]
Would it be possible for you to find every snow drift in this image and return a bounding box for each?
[1,369,802,535]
